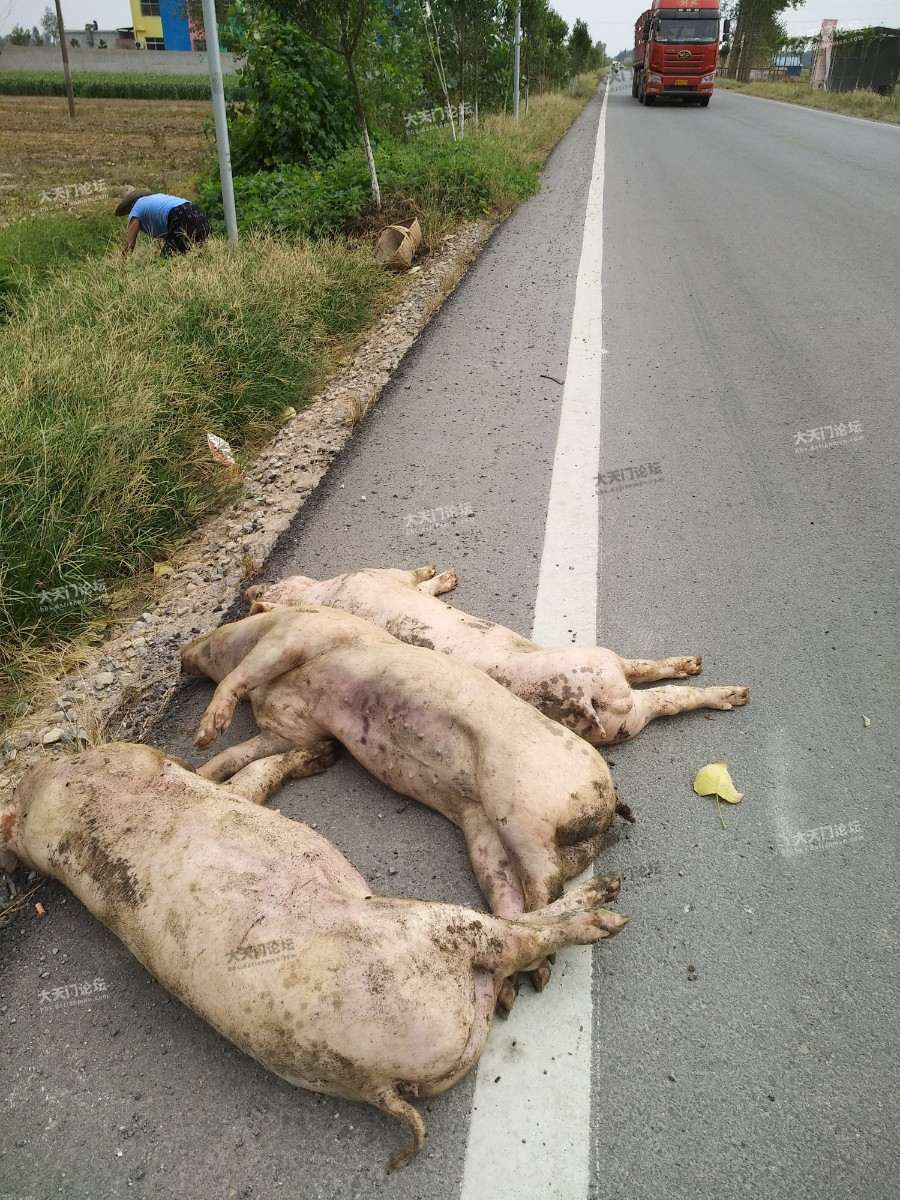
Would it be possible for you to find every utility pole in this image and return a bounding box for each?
[201,0,238,243]
[513,0,521,121]
[53,0,76,120]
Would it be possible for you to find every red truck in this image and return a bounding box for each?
[631,0,729,106]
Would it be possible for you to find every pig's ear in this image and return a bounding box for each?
[248,600,279,615]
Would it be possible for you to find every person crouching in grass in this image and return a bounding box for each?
[117,187,211,258]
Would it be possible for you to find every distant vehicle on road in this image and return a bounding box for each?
[631,0,729,106]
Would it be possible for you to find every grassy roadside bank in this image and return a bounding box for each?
[716,77,900,125]
[0,77,602,724]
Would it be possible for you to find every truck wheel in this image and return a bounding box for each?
[632,71,639,98]
[699,96,711,107]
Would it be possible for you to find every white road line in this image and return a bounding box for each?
[459,82,609,1200]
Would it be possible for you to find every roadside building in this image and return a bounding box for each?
[128,0,196,51]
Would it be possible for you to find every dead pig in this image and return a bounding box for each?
[180,606,628,938]
[245,566,749,746]
[0,743,627,1168]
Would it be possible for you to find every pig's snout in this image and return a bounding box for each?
[242,583,264,607]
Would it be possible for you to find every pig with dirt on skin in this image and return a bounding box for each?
[244,565,750,746]
[0,743,627,1168]
[180,605,631,995]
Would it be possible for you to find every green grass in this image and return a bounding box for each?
[0,69,244,101]
[199,84,602,244]
[0,75,601,721]
[716,77,900,124]
[0,235,396,713]
[0,211,120,318]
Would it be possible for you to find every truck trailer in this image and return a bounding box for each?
[631,0,729,106]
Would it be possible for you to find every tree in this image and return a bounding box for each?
[9,25,33,44]
[263,0,383,210]
[568,17,591,75]
[725,0,803,81]
[220,13,358,172]
[32,25,44,45]
[40,5,60,44]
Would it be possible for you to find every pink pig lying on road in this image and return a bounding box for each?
[0,743,626,1168]
[245,565,749,746]
[181,605,630,997]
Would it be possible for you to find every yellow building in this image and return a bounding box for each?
[128,0,195,52]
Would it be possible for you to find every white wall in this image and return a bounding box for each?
[0,45,242,75]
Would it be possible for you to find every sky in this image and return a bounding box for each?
[0,1,896,50]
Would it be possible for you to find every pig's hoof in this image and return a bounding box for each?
[709,686,749,710]
[615,797,637,824]
[595,873,622,903]
[433,568,458,594]
[595,909,629,938]
[193,723,218,750]
[679,656,703,676]
[496,976,518,1017]
[286,741,340,777]
[529,960,552,992]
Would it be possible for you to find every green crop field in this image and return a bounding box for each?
[0,69,244,101]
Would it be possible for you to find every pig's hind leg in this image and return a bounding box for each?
[626,683,750,738]
[221,743,340,805]
[473,874,627,977]
[621,655,702,681]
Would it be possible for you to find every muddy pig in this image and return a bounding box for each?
[1,743,627,1168]
[181,606,632,994]
[244,565,749,746]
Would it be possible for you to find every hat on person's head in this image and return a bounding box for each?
[115,186,153,217]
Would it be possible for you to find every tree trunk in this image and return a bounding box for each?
[473,13,479,128]
[428,4,456,140]
[458,13,466,137]
[54,0,75,119]
[344,50,381,210]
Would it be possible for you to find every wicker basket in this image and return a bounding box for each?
[374,218,422,270]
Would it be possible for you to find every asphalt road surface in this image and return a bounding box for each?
[2,77,898,1200]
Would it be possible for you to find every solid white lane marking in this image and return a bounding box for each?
[459,81,609,1200]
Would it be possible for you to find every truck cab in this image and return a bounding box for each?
[632,0,726,106]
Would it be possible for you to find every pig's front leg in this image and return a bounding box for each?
[416,567,458,596]
[621,655,703,681]
[193,637,309,749]
[197,731,295,781]
[222,743,340,805]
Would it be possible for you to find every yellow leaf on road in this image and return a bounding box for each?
[693,761,743,804]
[153,562,174,576]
